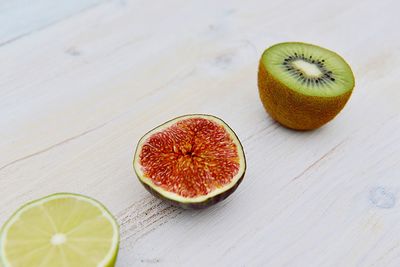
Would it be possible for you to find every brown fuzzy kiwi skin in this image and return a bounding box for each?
[258,61,354,130]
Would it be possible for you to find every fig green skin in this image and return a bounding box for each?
[139,173,245,209]
[133,114,247,209]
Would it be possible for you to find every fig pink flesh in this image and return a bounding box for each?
[139,118,240,198]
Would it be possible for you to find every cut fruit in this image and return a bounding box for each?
[133,114,246,209]
[0,193,119,267]
[258,42,355,130]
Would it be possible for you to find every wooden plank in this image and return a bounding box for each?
[0,0,399,266]
[0,0,105,45]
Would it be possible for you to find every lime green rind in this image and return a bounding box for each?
[261,42,355,97]
[0,193,120,267]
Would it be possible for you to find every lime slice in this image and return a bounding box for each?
[0,193,119,267]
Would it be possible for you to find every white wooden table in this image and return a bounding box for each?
[1,0,399,266]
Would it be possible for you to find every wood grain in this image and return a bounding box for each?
[0,0,105,45]
[0,0,399,266]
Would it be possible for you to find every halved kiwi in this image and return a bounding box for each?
[258,42,355,130]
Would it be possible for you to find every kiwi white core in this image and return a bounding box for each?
[292,59,322,78]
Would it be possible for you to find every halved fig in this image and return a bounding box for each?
[133,114,246,209]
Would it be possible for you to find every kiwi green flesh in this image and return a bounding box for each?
[261,42,355,97]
